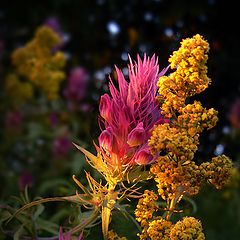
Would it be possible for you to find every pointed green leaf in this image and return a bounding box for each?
[33,204,44,221]
[72,143,98,163]
[14,224,26,240]
[72,142,107,174]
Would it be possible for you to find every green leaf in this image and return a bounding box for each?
[101,190,117,240]
[182,196,197,214]
[102,203,111,240]
[0,209,12,225]
[14,224,27,240]
[33,204,44,221]
[38,179,72,195]
[72,143,98,164]
[36,218,59,235]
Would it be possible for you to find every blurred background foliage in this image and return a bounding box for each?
[0,0,239,239]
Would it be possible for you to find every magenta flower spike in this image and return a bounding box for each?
[97,54,167,173]
[64,67,89,111]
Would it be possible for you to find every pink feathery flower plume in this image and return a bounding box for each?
[97,54,168,171]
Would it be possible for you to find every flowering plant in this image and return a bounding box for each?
[2,34,233,240]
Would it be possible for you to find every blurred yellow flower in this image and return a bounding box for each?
[11,26,66,100]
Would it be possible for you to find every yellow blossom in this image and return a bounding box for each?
[149,123,199,162]
[147,217,172,240]
[157,34,210,117]
[200,155,233,189]
[177,101,218,136]
[11,26,66,100]
[5,73,33,106]
[135,190,158,227]
[170,217,205,240]
[150,156,202,200]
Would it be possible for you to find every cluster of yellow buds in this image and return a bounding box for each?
[135,190,159,225]
[11,26,66,100]
[135,190,159,239]
[177,101,218,136]
[135,34,233,239]
[147,217,172,240]
[170,217,205,240]
[158,34,210,118]
[5,73,33,106]
[150,156,202,200]
[135,193,205,240]
[149,124,199,162]
[200,155,233,189]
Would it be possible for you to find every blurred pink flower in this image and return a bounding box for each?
[44,16,69,49]
[97,54,167,167]
[48,112,59,127]
[52,137,72,157]
[5,111,23,129]
[228,98,240,129]
[18,171,33,191]
[64,67,89,111]
[44,16,62,36]
[59,226,84,240]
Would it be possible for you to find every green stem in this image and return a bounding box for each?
[102,183,118,240]
[166,198,174,221]
[165,189,184,221]
[68,208,100,235]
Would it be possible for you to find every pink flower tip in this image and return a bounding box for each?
[134,148,153,165]
[127,122,145,147]
[99,127,114,152]
[99,94,112,121]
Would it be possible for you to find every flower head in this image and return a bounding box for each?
[64,67,89,111]
[170,217,205,240]
[52,136,72,157]
[11,26,66,100]
[18,171,33,191]
[97,54,167,179]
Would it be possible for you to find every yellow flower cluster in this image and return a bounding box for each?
[170,217,205,240]
[148,35,231,202]
[11,26,66,100]
[149,123,199,162]
[136,34,234,240]
[135,190,158,240]
[135,194,205,240]
[200,155,233,189]
[5,73,33,106]
[158,34,210,117]
[177,101,218,136]
[135,190,158,227]
[150,156,202,200]
[147,217,172,240]
[169,34,210,95]
[107,230,127,240]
